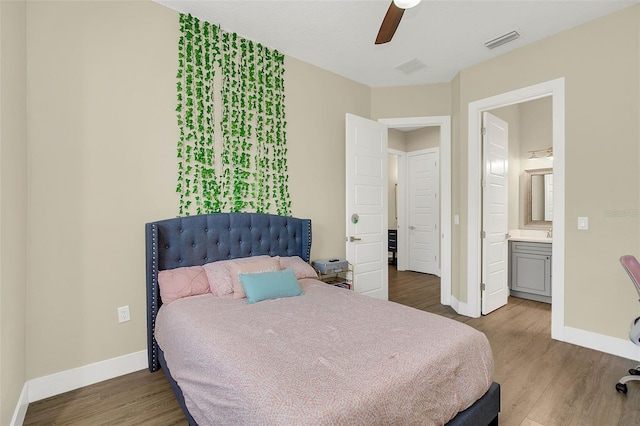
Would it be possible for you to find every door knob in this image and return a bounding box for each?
[409,225,416,230]
[349,236,362,242]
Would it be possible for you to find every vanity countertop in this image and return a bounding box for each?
[508,235,552,243]
[508,230,552,243]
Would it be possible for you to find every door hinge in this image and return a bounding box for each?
[481,230,486,239]
[481,178,486,188]
[481,127,487,136]
[481,283,486,291]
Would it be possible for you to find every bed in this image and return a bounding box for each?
[146,212,500,425]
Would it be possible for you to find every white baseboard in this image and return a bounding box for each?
[10,383,29,426]
[27,350,148,403]
[11,350,148,424]
[562,326,640,362]
[450,294,476,318]
[449,297,640,362]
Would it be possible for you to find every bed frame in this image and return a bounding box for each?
[145,212,500,425]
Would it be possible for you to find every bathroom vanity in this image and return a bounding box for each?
[507,166,553,304]
[508,237,552,303]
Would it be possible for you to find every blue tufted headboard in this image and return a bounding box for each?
[145,212,312,372]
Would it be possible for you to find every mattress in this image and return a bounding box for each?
[155,279,494,425]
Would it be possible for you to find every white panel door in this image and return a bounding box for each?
[346,113,388,300]
[481,112,509,315]
[408,149,439,275]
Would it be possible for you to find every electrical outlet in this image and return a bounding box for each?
[117,305,130,323]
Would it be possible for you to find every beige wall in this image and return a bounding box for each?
[0,0,27,423]
[455,6,640,338]
[520,97,553,169]
[406,126,439,151]
[388,128,406,151]
[371,82,451,119]
[387,127,439,152]
[285,56,370,261]
[26,1,179,379]
[518,97,553,228]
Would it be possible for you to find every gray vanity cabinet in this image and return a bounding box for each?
[509,241,552,303]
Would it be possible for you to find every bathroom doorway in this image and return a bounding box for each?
[467,78,565,341]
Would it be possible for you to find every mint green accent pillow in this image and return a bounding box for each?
[239,269,304,304]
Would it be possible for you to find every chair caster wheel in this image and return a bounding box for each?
[616,383,628,394]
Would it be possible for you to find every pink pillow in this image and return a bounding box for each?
[158,265,210,304]
[202,258,236,296]
[203,255,278,297]
[280,256,318,279]
[229,256,281,299]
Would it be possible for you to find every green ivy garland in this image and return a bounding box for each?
[176,14,290,216]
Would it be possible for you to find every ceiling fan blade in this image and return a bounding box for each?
[375,1,405,45]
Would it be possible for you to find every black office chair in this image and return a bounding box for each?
[615,255,640,394]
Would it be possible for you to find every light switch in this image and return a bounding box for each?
[578,217,589,230]
[454,215,460,225]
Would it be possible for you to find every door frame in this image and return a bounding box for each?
[388,148,406,271]
[380,116,451,306]
[466,78,565,341]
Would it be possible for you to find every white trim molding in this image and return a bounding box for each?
[467,78,565,328]
[388,148,407,272]
[28,350,148,402]
[10,384,29,426]
[12,349,148,424]
[563,327,640,362]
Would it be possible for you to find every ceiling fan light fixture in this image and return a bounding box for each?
[393,0,421,9]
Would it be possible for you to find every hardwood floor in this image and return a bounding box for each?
[23,368,187,426]
[388,267,640,426]
[24,268,640,425]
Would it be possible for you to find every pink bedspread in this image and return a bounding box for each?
[155,279,494,425]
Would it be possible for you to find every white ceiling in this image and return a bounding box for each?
[155,0,637,87]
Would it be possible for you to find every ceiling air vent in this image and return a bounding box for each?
[484,30,520,50]
[394,58,426,74]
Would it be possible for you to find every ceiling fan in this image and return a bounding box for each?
[375,0,422,45]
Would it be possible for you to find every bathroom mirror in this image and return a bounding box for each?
[524,168,553,227]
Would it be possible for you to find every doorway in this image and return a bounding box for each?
[388,129,440,276]
[379,116,451,306]
[466,78,565,341]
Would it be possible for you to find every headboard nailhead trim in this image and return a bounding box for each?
[150,224,158,370]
